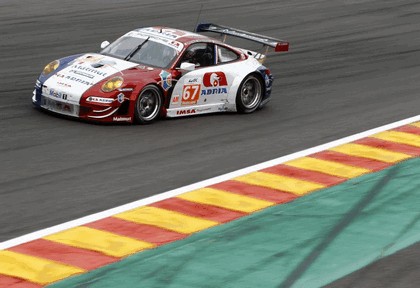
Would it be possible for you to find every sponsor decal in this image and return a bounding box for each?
[57,81,72,88]
[218,28,272,45]
[48,88,68,100]
[69,69,95,79]
[141,27,186,39]
[159,70,172,91]
[176,109,196,115]
[118,87,134,92]
[71,65,108,77]
[187,77,200,84]
[128,30,184,52]
[182,84,201,105]
[201,72,228,96]
[113,116,132,122]
[117,93,125,104]
[169,40,182,50]
[203,72,228,87]
[86,96,113,104]
[162,29,186,38]
[201,87,228,96]
[196,107,211,112]
[172,95,180,104]
[55,73,94,86]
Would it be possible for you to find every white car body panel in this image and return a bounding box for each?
[40,54,136,110]
[166,56,262,117]
[38,53,137,117]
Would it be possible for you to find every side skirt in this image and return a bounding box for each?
[166,103,235,118]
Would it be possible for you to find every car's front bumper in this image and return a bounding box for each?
[33,88,79,117]
[32,85,133,123]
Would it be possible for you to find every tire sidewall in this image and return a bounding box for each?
[134,85,162,124]
[236,74,263,114]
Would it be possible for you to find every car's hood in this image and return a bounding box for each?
[43,53,138,104]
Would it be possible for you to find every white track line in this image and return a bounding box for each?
[1,115,419,250]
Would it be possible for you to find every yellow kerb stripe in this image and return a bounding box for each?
[410,122,420,128]
[372,131,420,148]
[0,250,84,285]
[44,226,154,258]
[177,188,274,213]
[285,157,370,178]
[115,206,218,234]
[329,143,411,163]
[234,171,324,196]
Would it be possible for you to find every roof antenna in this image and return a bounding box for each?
[194,4,204,31]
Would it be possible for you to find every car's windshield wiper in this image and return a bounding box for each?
[124,37,150,61]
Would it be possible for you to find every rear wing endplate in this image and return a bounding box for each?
[196,23,289,52]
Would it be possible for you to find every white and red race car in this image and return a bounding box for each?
[32,23,288,123]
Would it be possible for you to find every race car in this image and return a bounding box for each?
[32,23,288,123]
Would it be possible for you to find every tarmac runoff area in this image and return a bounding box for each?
[0,116,419,287]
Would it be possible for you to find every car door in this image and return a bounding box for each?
[167,42,238,117]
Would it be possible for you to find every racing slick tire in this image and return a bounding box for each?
[134,85,163,124]
[236,74,263,114]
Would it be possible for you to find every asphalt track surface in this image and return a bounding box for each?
[0,0,419,286]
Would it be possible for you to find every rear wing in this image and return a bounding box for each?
[195,23,289,52]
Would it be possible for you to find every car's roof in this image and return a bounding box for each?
[133,26,219,45]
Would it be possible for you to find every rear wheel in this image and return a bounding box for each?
[236,74,263,113]
[134,85,162,124]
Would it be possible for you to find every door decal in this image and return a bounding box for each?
[182,84,201,105]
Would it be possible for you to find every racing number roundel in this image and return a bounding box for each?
[182,84,201,105]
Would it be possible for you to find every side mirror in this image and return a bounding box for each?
[179,62,195,72]
[100,41,110,49]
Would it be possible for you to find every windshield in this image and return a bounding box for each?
[101,36,178,68]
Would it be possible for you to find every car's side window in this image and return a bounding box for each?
[179,43,215,68]
[217,45,239,64]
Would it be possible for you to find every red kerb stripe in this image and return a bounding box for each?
[261,164,346,186]
[0,274,42,288]
[85,217,186,245]
[393,125,420,135]
[354,138,420,156]
[210,180,298,204]
[8,238,118,270]
[150,197,246,223]
[311,151,390,171]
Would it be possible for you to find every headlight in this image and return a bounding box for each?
[101,76,124,92]
[42,60,60,75]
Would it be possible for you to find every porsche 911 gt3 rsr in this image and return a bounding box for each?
[32,23,289,123]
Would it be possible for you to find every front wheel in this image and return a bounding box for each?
[236,74,263,113]
[134,85,162,124]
